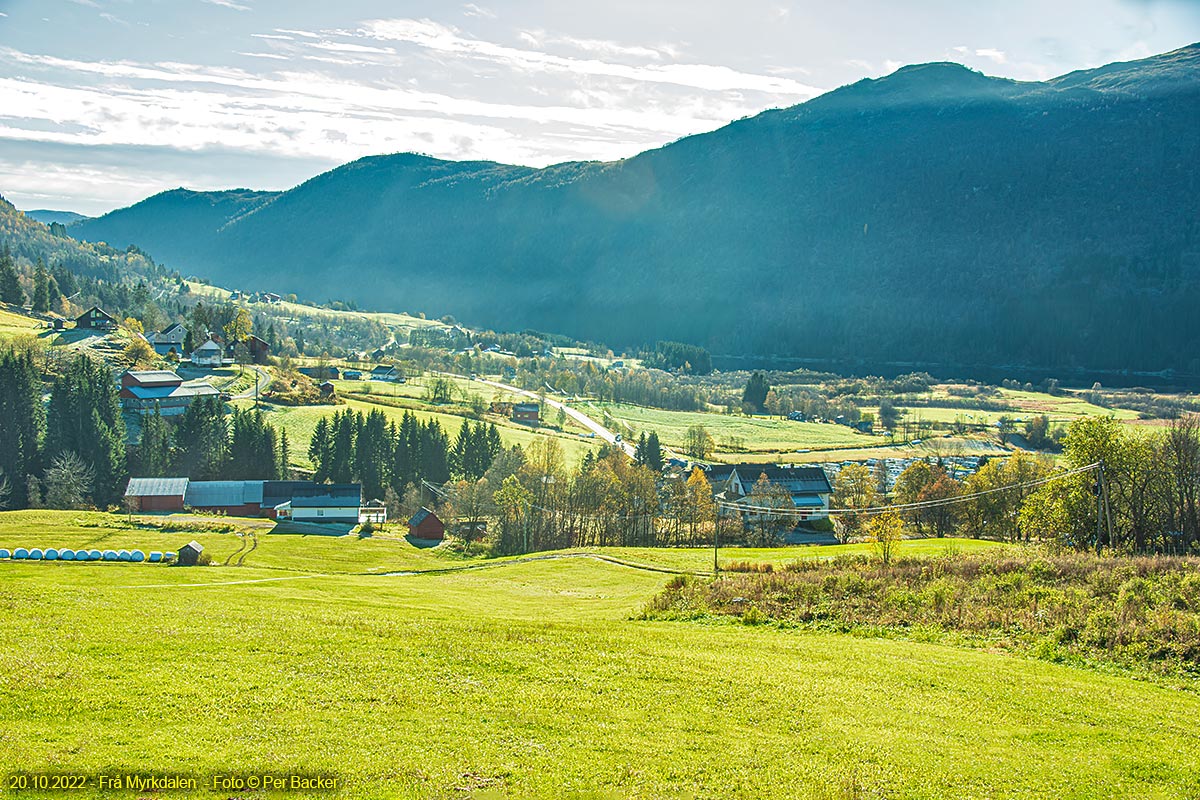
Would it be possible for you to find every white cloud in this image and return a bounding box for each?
[462,4,496,19]
[975,48,1007,63]
[238,52,289,60]
[252,33,293,41]
[358,18,821,96]
[203,0,251,11]
[275,28,319,39]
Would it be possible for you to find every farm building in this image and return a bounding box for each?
[124,477,189,512]
[359,499,387,525]
[177,541,204,566]
[408,508,445,540]
[707,463,834,521]
[190,338,224,367]
[299,366,340,380]
[147,323,187,357]
[119,370,219,416]
[512,403,541,423]
[370,365,401,381]
[273,484,362,523]
[184,480,265,517]
[75,306,117,331]
[343,370,362,380]
[226,335,270,364]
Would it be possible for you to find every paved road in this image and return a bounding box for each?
[471,376,637,457]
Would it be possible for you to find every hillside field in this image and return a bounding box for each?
[2,510,1199,799]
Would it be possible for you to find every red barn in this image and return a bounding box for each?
[124,477,189,512]
[407,508,445,541]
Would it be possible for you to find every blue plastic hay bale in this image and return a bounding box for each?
[59,549,75,561]
[28,548,43,560]
[102,550,118,561]
[11,548,26,560]
[0,549,9,559]
[88,549,102,561]
[165,552,177,561]
[148,551,163,563]
[117,550,132,562]
[44,548,59,561]
[131,550,145,563]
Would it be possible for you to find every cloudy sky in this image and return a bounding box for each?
[0,0,1197,215]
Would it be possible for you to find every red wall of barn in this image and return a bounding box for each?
[138,495,185,512]
[190,504,262,518]
[411,517,445,540]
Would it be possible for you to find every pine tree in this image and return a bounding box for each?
[135,406,172,477]
[173,395,227,480]
[419,419,450,485]
[0,349,45,507]
[392,411,421,491]
[44,355,127,506]
[31,261,51,313]
[309,416,331,482]
[644,432,664,472]
[278,430,290,479]
[0,246,23,305]
[355,409,391,500]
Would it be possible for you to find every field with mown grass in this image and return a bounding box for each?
[589,402,874,456]
[2,510,1199,798]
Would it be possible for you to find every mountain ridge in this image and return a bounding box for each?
[69,44,1200,375]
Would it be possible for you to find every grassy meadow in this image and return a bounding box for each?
[588,402,874,457]
[2,510,1199,799]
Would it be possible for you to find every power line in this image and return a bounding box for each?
[719,462,1101,518]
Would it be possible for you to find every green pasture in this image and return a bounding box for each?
[590,402,874,455]
[0,511,1197,799]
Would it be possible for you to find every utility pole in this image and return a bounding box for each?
[713,515,719,576]
[1095,461,1105,554]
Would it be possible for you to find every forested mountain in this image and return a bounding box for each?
[24,210,90,226]
[72,44,1200,376]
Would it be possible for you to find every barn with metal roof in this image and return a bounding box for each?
[124,477,190,512]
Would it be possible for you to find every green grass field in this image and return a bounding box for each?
[244,396,600,473]
[0,307,45,339]
[590,403,874,456]
[2,511,1199,799]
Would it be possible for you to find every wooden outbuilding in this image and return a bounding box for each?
[407,508,445,541]
[177,540,204,566]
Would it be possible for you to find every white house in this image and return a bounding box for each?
[191,339,223,367]
[273,484,362,524]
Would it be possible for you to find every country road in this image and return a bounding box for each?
[470,375,637,457]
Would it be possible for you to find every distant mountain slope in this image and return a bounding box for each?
[74,44,1200,375]
[24,209,90,225]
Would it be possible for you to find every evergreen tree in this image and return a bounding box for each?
[173,395,227,480]
[31,261,50,313]
[0,349,45,507]
[135,406,172,477]
[309,416,331,482]
[326,410,358,484]
[0,246,23,305]
[419,419,450,485]
[355,409,391,500]
[644,432,664,472]
[742,371,771,413]
[392,411,421,491]
[228,407,282,479]
[45,355,127,506]
[278,430,290,479]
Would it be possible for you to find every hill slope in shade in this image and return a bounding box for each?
[23,209,91,225]
[72,44,1200,376]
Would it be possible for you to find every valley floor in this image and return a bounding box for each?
[1,511,1197,799]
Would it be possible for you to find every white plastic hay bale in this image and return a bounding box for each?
[117,550,132,562]
[28,548,43,560]
[88,549,102,561]
[44,548,59,561]
[12,548,27,560]
[148,551,163,563]
[131,550,145,562]
[59,549,75,561]
[0,549,10,559]
[102,550,118,561]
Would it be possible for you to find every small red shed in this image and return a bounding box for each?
[407,508,445,541]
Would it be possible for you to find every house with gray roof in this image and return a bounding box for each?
[119,370,219,416]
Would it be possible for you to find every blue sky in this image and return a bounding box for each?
[0,0,1197,215]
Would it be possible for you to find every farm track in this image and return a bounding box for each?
[235,532,258,567]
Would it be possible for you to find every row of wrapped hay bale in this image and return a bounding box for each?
[0,548,174,563]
